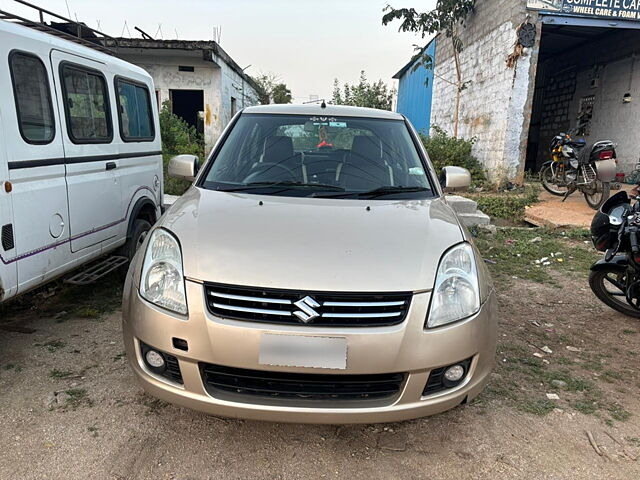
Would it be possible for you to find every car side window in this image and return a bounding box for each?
[9,51,55,144]
[61,64,112,143]
[115,78,154,141]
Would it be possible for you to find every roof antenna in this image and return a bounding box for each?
[320,99,327,109]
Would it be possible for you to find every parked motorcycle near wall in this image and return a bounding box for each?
[590,190,640,318]
[540,131,617,210]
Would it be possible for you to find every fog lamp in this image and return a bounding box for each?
[444,364,465,383]
[145,349,165,369]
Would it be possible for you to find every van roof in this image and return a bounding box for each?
[242,104,405,120]
[0,19,151,80]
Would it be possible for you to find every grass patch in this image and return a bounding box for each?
[64,388,92,410]
[518,399,556,416]
[466,185,540,222]
[49,369,72,379]
[607,403,631,422]
[474,227,599,284]
[571,400,598,415]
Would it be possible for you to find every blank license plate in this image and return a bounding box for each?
[259,333,347,370]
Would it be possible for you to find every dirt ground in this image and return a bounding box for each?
[1,230,640,480]
[525,184,635,229]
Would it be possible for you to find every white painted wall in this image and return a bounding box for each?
[569,55,640,172]
[118,51,258,154]
[431,22,531,180]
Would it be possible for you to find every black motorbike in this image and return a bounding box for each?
[540,132,617,210]
[590,190,640,318]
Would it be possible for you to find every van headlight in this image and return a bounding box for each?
[139,228,187,315]
[427,243,480,328]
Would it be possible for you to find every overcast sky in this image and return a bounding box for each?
[4,0,436,102]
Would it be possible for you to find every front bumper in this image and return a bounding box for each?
[122,276,497,424]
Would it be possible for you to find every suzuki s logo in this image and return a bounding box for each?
[293,296,321,323]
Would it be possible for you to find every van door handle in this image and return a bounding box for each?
[106,162,117,171]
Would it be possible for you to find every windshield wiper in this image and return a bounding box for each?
[312,186,429,199]
[214,181,345,192]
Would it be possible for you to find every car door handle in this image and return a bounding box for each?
[106,162,117,171]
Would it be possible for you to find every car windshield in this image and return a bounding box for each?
[200,113,433,199]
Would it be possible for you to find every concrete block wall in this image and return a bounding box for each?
[534,68,577,167]
[430,0,539,181]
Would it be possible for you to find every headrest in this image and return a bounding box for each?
[263,136,294,163]
[351,136,382,162]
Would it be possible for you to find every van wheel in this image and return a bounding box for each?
[120,219,152,261]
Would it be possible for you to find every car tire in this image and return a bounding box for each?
[119,218,152,261]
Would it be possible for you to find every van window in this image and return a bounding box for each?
[61,64,112,143]
[9,52,55,144]
[116,79,154,141]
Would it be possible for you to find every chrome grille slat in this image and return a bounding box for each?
[211,303,293,316]
[322,312,402,319]
[209,291,292,305]
[322,300,405,307]
[205,283,412,327]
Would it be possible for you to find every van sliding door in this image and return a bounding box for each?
[50,50,122,252]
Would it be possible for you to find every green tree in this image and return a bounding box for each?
[383,1,476,137]
[159,100,204,195]
[252,73,292,104]
[271,83,292,104]
[332,71,395,110]
[252,73,277,104]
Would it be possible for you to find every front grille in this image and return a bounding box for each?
[164,355,184,384]
[200,363,405,401]
[204,283,412,327]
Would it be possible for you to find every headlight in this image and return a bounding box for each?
[427,243,480,328]
[139,228,187,315]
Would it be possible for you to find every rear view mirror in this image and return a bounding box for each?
[168,155,199,182]
[440,166,471,192]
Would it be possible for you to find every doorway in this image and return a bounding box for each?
[170,89,204,134]
[525,19,640,174]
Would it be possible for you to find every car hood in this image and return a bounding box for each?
[160,188,464,292]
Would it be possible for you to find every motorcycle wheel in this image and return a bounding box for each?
[584,181,610,210]
[540,165,568,196]
[589,268,640,319]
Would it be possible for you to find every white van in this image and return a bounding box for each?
[0,20,163,302]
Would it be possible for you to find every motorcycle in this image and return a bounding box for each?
[540,131,617,210]
[589,189,640,318]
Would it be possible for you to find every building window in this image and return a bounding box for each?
[231,96,237,116]
[60,64,112,143]
[9,51,55,144]
[115,78,155,141]
[178,65,195,72]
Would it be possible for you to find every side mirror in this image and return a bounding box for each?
[168,154,199,182]
[440,166,471,191]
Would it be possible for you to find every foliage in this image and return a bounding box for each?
[271,83,292,104]
[332,71,395,110]
[382,1,476,136]
[159,101,204,196]
[252,73,292,105]
[420,126,485,186]
[470,185,540,221]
